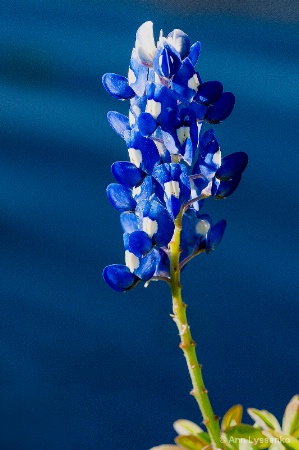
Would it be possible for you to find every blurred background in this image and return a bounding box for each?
[0,0,298,449]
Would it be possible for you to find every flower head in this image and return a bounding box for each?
[102,22,248,291]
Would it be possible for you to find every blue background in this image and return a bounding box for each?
[1,1,298,449]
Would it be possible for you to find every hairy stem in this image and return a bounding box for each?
[169,209,222,449]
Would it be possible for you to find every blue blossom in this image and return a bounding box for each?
[102,21,248,292]
[103,264,138,292]
[152,163,190,219]
[192,129,248,199]
[181,210,227,259]
[102,73,135,100]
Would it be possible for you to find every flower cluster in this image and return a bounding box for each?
[102,21,248,292]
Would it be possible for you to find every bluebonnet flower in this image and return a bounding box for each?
[192,129,248,199]
[152,163,191,219]
[180,210,227,262]
[102,22,248,292]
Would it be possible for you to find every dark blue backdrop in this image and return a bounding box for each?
[1,1,298,449]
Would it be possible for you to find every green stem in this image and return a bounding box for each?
[169,209,222,449]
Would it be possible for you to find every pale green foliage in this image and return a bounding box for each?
[281,395,299,437]
[222,405,243,431]
[173,419,205,436]
[247,409,281,432]
[150,397,299,450]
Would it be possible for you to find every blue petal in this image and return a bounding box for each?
[152,163,171,185]
[120,212,138,233]
[171,59,199,101]
[153,43,181,78]
[192,175,210,194]
[106,183,136,211]
[123,232,130,250]
[154,248,170,278]
[182,137,194,166]
[161,128,181,155]
[167,29,191,59]
[136,200,174,247]
[111,161,144,188]
[205,92,235,123]
[102,264,137,292]
[194,81,223,106]
[207,219,226,253]
[107,111,131,138]
[193,130,220,184]
[152,177,166,205]
[170,163,184,182]
[214,175,242,199]
[132,176,153,203]
[151,128,171,162]
[137,112,157,137]
[177,164,191,203]
[134,249,157,281]
[179,107,198,148]
[102,73,135,100]
[181,209,198,247]
[189,102,207,120]
[188,41,201,66]
[152,163,190,204]
[196,153,220,181]
[151,202,174,246]
[177,108,198,164]
[146,83,179,126]
[199,129,220,156]
[128,49,148,96]
[216,152,248,180]
[128,230,152,257]
[167,195,181,219]
[146,81,155,99]
[125,131,161,174]
[129,96,147,124]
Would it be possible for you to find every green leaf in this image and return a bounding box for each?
[247,408,281,432]
[175,434,209,450]
[173,419,205,436]
[282,395,299,436]
[281,435,299,450]
[222,405,243,431]
[224,424,269,449]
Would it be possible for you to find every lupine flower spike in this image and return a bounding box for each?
[102,22,299,450]
[102,21,248,292]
